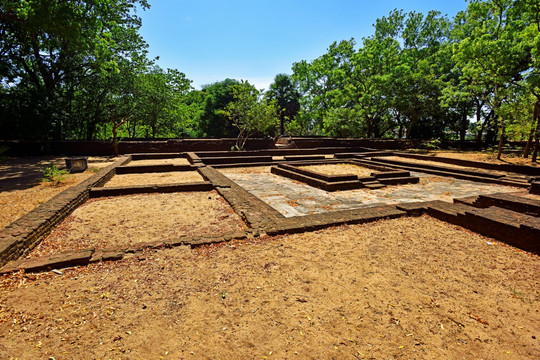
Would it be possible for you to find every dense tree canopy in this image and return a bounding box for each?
[1,0,539,159]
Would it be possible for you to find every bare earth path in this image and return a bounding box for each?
[405,150,540,167]
[0,216,538,359]
[0,156,115,229]
[1,154,539,359]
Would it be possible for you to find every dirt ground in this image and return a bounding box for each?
[125,158,191,166]
[383,156,507,176]
[406,150,539,167]
[298,164,374,177]
[103,171,204,187]
[0,156,115,229]
[1,152,539,358]
[0,216,538,359]
[27,191,246,257]
[220,166,271,175]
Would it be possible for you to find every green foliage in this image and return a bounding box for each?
[199,79,240,137]
[419,139,441,150]
[133,66,193,138]
[219,81,279,150]
[0,145,10,159]
[0,0,151,140]
[41,164,70,184]
[266,74,301,135]
[1,0,539,157]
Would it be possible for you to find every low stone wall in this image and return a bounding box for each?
[0,155,131,267]
[277,137,528,151]
[395,152,540,176]
[0,138,276,156]
[276,137,422,149]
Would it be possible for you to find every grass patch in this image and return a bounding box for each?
[41,163,70,185]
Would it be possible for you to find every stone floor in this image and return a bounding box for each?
[222,167,521,217]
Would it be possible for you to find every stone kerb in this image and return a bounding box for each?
[271,161,419,192]
[0,155,131,267]
[365,157,530,188]
[394,152,540,176]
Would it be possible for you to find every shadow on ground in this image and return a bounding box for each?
[0,157,65,192]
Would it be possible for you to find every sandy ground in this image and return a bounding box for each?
[125,158,191,166]
[298,164,374,177]
[27,191,246,257]
[0,156,115,229]
[383,156,507,176]
[406,150,539,167]
[103,171,204,187]
[220,166,271,175]
[0,216,538,359]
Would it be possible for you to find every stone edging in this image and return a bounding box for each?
[271,162,418,191]
[3,152,539,273]
[357,158,530,188]
[0,231,248,274]
[0,155,131,267]
[89,181,213,197]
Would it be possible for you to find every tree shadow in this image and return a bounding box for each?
[0,157,65,192]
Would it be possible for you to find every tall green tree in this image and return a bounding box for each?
[219,81,278,150]
[0,0,150,139]
[134,66,192,138]
[375,10,451,139]
[452,0,531,158]
[198,78,240,137]
[266,74,300,136]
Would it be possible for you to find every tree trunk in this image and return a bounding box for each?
[532,101,540,162]
[496,119,505,160]
[112,112,119,157]
[459,106,468,149]
[366,116,373,138]
[474,98,486,144]
[405,113,417,140]
[111,112,128,156]
[235,129,245,151]
[397,112,403,139]
[523,129,534,158]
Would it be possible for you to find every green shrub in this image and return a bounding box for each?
[419,139,441,150]
[41,164,70,184]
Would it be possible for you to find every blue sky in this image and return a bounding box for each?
[138,0,469,90]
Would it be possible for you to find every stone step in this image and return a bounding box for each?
[377,176,419,185]
[453,196,480,207]
[531,181,540,195]
[463,207,540,253]
[476,193,540,217]
[425,200,476,225]
[371,170,411,179]
[396,200,539,253]
[364,183,386,189]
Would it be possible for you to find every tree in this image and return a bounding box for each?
[515,0,540,161]
[452,0,530,159]
[0,0,150,139]
[219,81,278,150]
[198,79,240,137]
[266,74,300,135]
[134,66,192,138]
[375,10,451,139]
[292,39,356,135]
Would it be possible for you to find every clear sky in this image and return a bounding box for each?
[138,0,469,90]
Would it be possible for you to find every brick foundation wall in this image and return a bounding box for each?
[0,155,131,267]
[0,138,276,156]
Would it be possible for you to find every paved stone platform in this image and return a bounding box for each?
[221,167,521,217]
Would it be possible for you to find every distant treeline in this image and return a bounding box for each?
[0,1,539,158]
